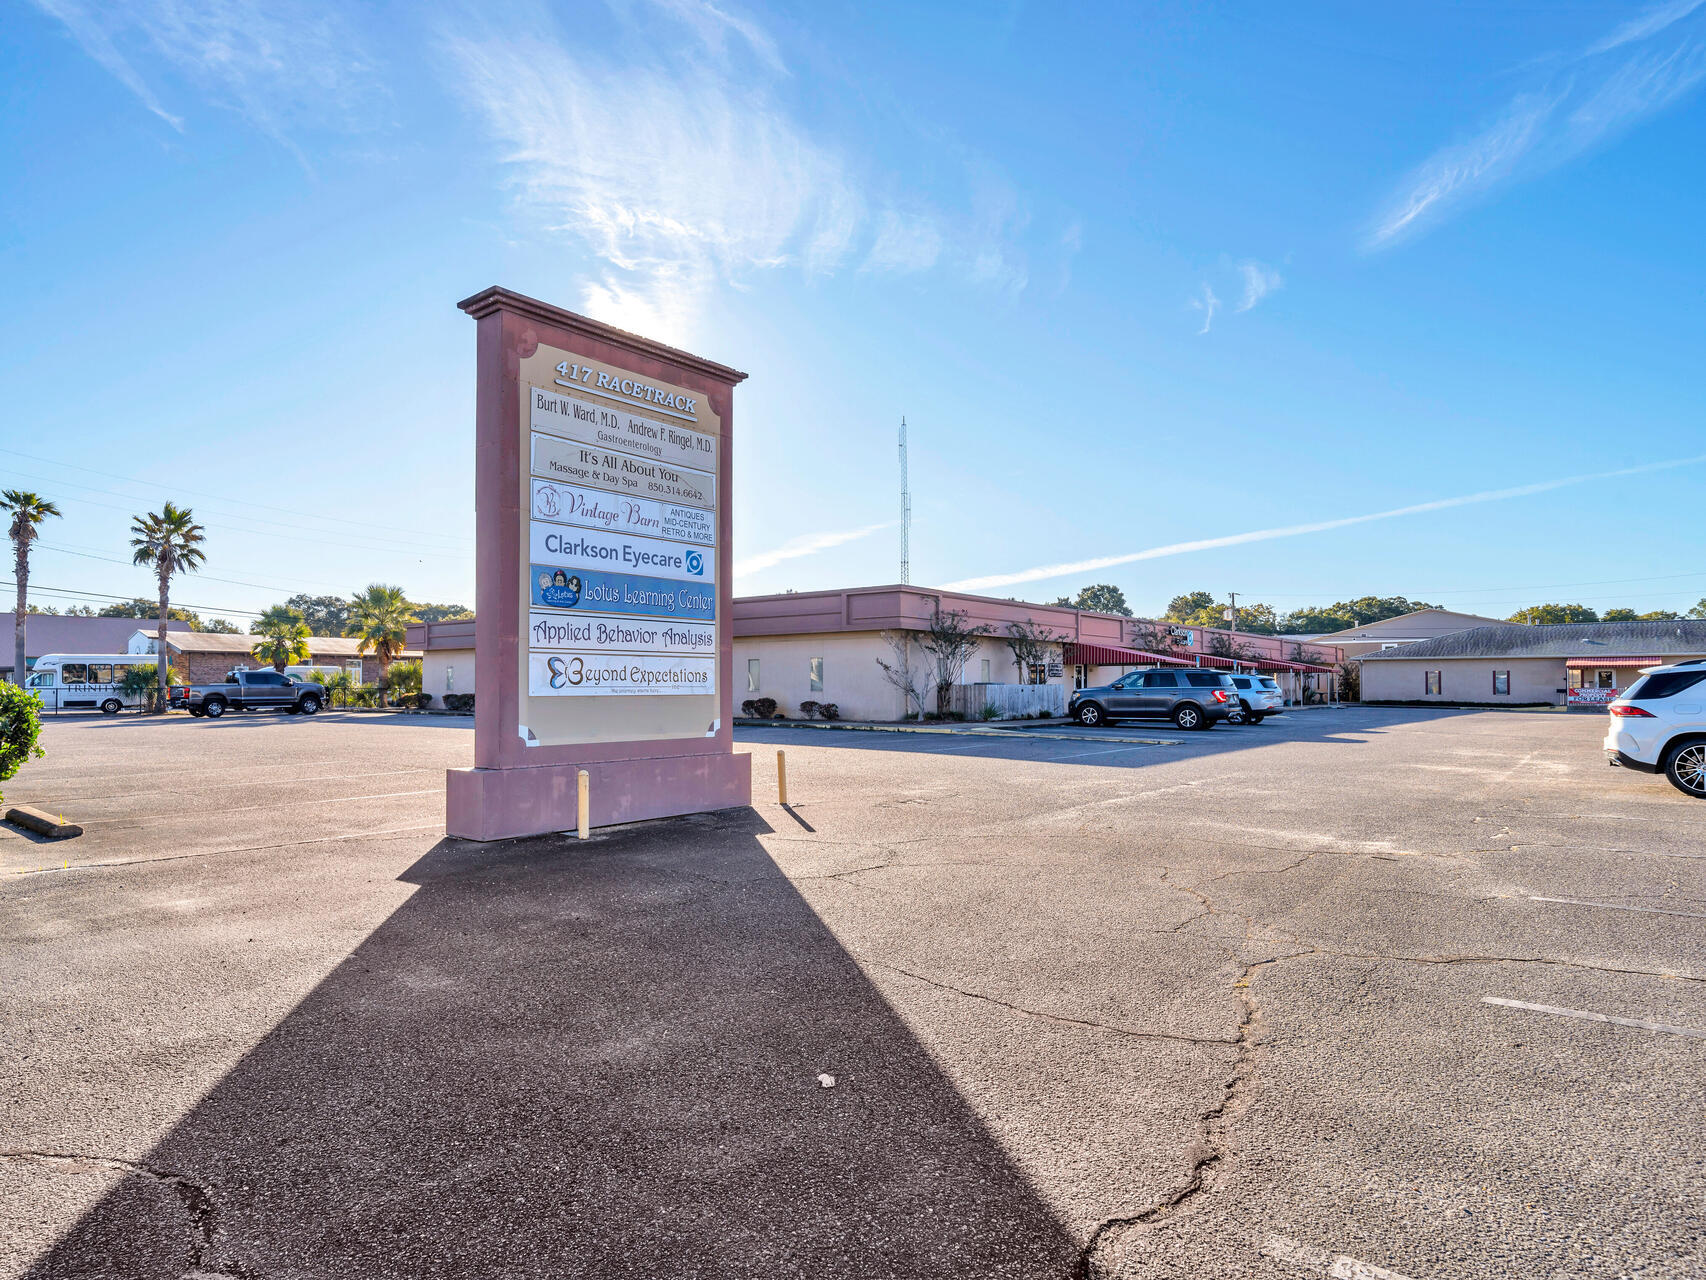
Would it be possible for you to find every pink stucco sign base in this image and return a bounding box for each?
[446,287,752,841]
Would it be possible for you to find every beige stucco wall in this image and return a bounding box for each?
[1359,656,1566,705]
[423,648,476,705]
[735,631,1075,720]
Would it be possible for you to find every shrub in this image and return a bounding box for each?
[0,683,45,805]
[746,696,778,719]
[816,702,839,720]
[799,700,819,719]
[979,704,1001,720]
[387,659,423,699]
[443,693,475,713]
[740,699,757,717]
[417,691,433,708]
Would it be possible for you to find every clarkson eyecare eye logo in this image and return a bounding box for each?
[685,550,704,576]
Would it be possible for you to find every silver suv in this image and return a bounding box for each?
[1069,668,1238,730]
[1227,673,1284,724]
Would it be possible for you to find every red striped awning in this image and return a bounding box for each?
[1256,658,1337,674]
[1564,656,1664,667]
[1063,643,1191,668]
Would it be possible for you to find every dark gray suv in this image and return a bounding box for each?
[1068,668,1238,730]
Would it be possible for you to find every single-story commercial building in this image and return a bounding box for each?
[406,618,477,705]
[128,629,416,685]
[1298,609,1508,659]
[1358,620,1706,707]
[1,613,192,682]
[734,585,1342,721]
[401,586,1343,723]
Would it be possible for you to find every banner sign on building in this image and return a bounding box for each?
[1568,686,1619,706]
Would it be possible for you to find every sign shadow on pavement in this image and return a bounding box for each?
[19,807,1080,1279]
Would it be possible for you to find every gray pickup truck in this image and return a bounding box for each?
[170,669,326,718]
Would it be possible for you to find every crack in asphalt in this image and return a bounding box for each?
[1076,861,1706,1278]
[1076,871,1265,1279]
[0,1150,238,1277]
[861,958,1239,1047]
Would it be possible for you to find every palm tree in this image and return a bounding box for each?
[130,502,207,708]
[346,584,417,707]
[3,490,61,686]
[251,605,313,672]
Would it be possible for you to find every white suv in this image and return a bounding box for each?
[1226,674,1284,724]
[1604,659,1706,798]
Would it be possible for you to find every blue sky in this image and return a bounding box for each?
[4,0,1704,627]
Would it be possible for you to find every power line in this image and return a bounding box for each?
[0,462,473,558]
[0,446,472,544]
[37,542,353,596]
[3,581,264,618]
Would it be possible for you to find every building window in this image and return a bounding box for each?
[1425,670,1442,695]
[1596,669,1615,689]
[980,658,991,683]
[1493,670,1510,696]
[446,664,455,691]
[746,658,760,693]
[809,657,824,691]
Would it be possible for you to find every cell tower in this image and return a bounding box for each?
[899,416,911,585]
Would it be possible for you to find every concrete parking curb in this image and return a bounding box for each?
[733,718,1182,746]
[5,806,83,839]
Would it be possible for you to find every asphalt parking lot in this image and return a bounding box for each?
[3,706,1703,1279]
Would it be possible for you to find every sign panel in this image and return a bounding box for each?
[529,611,715,657]
[1568,686,1619,706]
[531,478,714,547]
[527,652,717,697]
[529,523,714,586]
[531,384,717,472]
[531,433,716,509]
[529,565,716,621]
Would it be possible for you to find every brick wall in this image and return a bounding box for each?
[174,649,388,684]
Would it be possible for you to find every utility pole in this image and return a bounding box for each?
[899,416,911,586]
[1225,592,1239,670]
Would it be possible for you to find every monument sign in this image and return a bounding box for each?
[447,287,752,840]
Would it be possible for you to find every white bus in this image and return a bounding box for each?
[23,653,166,713]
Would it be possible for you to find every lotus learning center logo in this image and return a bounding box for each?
[685,550,705,576]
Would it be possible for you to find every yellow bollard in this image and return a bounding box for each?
[777,750,789,805]
[577,769,590,840]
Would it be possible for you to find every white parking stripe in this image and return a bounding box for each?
[1051,745,1154,761]
[1528,895,1706,920]
[1261,1233,1419,1280]
[1482,997,1706,1040]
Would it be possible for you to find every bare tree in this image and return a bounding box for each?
[1003,619,1057,684]
[919,608,991,715]
[875,630,930,719]
[1127,617,1172,653]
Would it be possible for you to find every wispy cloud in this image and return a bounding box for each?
[942,454,1706,593]
[29,0,181,128]
[28,0,379,161]
[1234,259,1283,312]
[734,522,894,580]
[1369,2,1706,247]
[440,4,1030,343]
[1190,283,1220,335]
